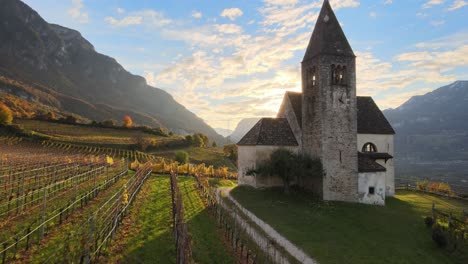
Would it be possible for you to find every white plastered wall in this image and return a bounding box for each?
[358,171,386,205]
[357,134,395,197]
[237,145,299,188]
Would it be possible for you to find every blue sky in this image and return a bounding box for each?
[22,0,468,130]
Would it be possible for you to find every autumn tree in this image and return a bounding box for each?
[122,115,133,128]
[0,103,13,125]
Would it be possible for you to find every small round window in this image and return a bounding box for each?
[362,143,377,153]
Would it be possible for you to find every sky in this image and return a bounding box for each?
[22,0,468,131]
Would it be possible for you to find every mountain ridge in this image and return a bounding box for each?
[383,80,468,185]
[0,0,226,144]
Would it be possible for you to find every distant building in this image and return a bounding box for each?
[237,0,395,206]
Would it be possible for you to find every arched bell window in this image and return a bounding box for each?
[307,66,317,87]
[362,142,378,153]
[331,64,347,85]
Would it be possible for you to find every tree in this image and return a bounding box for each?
[0,103,13,125]
[185,135,194,145]
[200,134,209,147]
[175,151,189,164]
[223,144,238,162]
[193,134,204,147]
[101,119,116,127]
[62,115,77,124]
[248,149,322,194]
[122,115,133,128]
[212,141,218,148]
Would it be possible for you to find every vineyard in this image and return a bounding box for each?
[0,139,153,263]
[0,135,249,263]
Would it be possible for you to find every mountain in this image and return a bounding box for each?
[229,118,261,143]
[214,128,234,138]
[383,81,468,187]
[0,0,225,144]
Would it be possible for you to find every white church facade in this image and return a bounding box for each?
[237,0,395,206]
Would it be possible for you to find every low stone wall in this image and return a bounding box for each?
[221,189,318,264]
[216,190,292,264]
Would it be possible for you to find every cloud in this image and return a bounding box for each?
[214,24,243,34]
[117,7,125,14]
[192,10,202,19]
[422,0,444,9]
[430,20,446,26]
[383,0,393,4]
[263,0,299,5]
[448,0,468,10]
[378,88,434,109]
[68,0,89,23]
[220,8,244,21]
[105,10,171,28]
[105,16,142,27]
[370,12,377,18]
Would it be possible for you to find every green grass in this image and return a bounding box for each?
[152,147,236,170]
[102,175,175,264]
[178,176,235,264]
[15,119,182,147]
[208,178,237,188]
[230,187,468,264]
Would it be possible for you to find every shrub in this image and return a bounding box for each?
[416,180,429,191]
[175,151,189,164]
[424,216,434,227]
[0,103,13,125]
[212,141,218,148]
[432,226,447,248]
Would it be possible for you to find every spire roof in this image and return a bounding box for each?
[303,0,355,61]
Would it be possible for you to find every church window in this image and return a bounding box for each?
[369,187,375,195]
[307,66,317,87]
[362,142,377,153]
[331,64,347,86]
[312,66,317,87]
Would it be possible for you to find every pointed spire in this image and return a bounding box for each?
[303,0,354,62]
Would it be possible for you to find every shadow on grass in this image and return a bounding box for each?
[230,186,468,264]
[107,175,176,264]
[178,176,235,264]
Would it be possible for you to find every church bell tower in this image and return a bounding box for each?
[301,0,358,202]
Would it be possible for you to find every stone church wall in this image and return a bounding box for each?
[302,55,358,203]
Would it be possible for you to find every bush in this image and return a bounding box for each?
[424,217,434,227]
[432,226,448,248]
[416,180,429,191]
[0,103,13,125]
[175,151,189,164]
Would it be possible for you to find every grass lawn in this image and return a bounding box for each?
[178,176,235,264]
[230,187,468,264]
[102,175,175,264]
[15,119,182,146]
[152,147,237,170]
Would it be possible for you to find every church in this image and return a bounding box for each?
[237,0,395,205]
